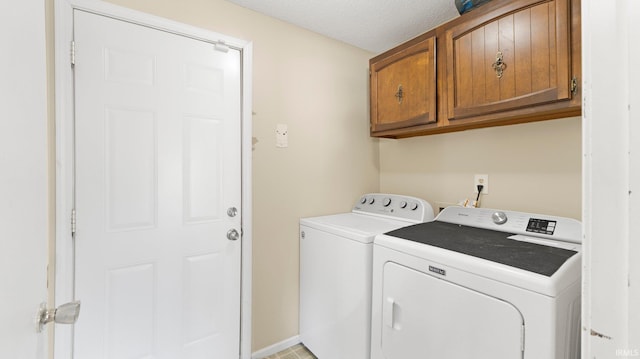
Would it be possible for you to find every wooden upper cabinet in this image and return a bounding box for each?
[445,0,573,122]
[368,0,580,138]
[370,36,437,135]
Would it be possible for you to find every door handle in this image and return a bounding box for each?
[36,301,81,332]
[383,297,397,329]
[227,228,240,241]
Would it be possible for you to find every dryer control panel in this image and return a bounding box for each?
[436,206,582,244]
[353,193,435,223]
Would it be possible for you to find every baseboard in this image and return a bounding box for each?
[251,335,301,359]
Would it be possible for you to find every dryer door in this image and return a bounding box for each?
[380,262,524,359]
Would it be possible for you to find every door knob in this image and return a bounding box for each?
[227,228,240,241]
[36,301,81,332]
[227,207,238,217]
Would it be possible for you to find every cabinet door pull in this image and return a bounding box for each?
[492,51,506,79]
[395,84,404,104]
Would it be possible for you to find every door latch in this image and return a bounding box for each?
[36,301,81,333]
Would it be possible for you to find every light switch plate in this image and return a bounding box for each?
[276,124,288,148]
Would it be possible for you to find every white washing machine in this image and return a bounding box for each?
[299,193,435,359]
[371,206,582,359]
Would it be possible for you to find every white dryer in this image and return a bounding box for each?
[371,206,582,359]
[300,193,435,359]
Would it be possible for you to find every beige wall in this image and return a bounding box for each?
[101,0,379,351]
[380,117,582,219]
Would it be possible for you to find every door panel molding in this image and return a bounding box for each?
[54,1,253,357]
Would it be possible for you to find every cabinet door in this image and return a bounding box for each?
[446,0,572,122]
[370,36,436,134]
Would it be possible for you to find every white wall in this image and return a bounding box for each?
[582,0,640,356]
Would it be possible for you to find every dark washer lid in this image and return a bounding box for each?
[385,221,577,277]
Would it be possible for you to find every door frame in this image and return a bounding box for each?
[53,0,253,357]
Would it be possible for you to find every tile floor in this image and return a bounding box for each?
[264,343,317,359]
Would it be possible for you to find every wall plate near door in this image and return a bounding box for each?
[276,124,288,148]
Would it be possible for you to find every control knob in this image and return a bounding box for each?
[410,203,419,211]
[492,211,508,225]
[383,198,392,207]
[360,197,367,204]
[368,197,375,204]
[399,201,407,209]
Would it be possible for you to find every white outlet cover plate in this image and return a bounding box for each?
[474,174,489,194]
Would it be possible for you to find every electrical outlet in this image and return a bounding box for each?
[474,174,489,194]
[435,201,457,213]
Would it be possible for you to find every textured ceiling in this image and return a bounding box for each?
[226,0,461,54]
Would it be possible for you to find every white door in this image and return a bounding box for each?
[380,262,523,359]
[0,0,48,358]
[73,10,241,358]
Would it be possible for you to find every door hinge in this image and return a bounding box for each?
[71,209,77,235]
[570,76,578,96]
[71,41,76,66]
